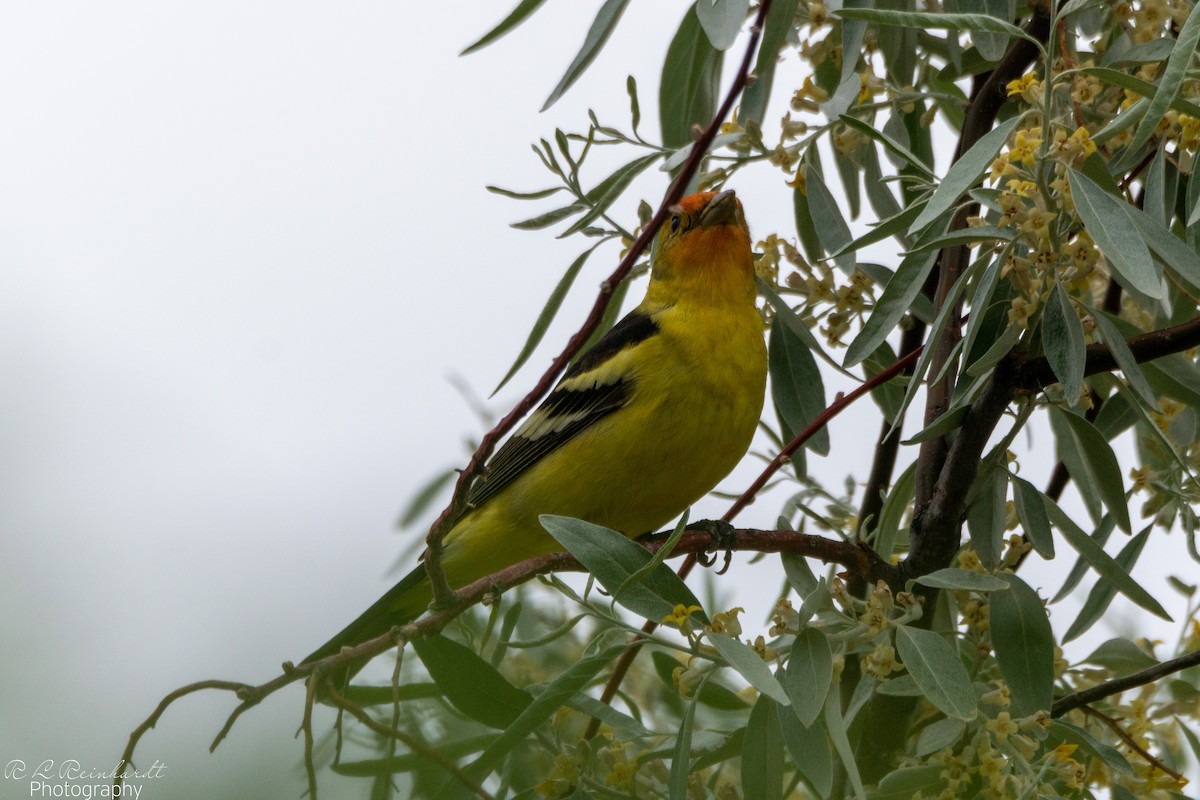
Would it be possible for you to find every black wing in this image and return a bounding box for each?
[466,310,659,509]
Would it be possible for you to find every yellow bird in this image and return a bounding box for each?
[303,190,767,682]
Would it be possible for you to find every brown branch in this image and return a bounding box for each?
[301,676,318,799]
[1052,648,1200,718]
[421,0,776,609]
[856,324,927,537]
[723,342,924,524]
[905,314,1200,582]
[1017,315,1200,392]
[913,7,1053,511]
[122,524,880,775]
[1080,706,1185,783]
[114,680,251,794]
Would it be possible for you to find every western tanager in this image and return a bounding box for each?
[303,189,767,681]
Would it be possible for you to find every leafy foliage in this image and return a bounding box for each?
[139,2,1200,798]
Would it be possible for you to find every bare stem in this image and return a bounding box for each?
[1052,648,1200,718]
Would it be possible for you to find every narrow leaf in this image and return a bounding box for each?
[916,718,967,757]
[1062,525,1154,643]
[397,468,457,528]
[742,696,785,800]
[460,0,551,55]
[1122,200,1200,295]
[914,568,1009,592]
[494,245,599,394]
[669,693,699,800]
[626,74,642,133]
[541,0,631,111]
[844,248,939,367]
[1010,475,1055,558]
[1085,637,1159,676]
[540,515,706,623]
[989,574,1055,716]
[960,0,1015,61]
[769,315,829,454]
[780,552,818,600]
[660,6,723,148]
[785,627,833,726]
[903,405,968,445]
[1070,169,1162,299]
[779,708,833,799]
[835,9,1039,49]
[1048,407,1132,533]
[1042,282,1086,400]
[697,0,749,50]
[966,464,1006,569]
[908,117,1020,234]
[485,185,562,200]
[807,167,856,274]
[1050,720,1134,775]
[709,633,791,705]
[824,691,867,800]
[1091,309,1160,411]
[511,202,585,231]
[874,462,916,561]
[412,635,533,729]
[1045,499,1172,620]
[895,626,977,720]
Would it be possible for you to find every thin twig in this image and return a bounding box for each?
[114,680,252,794]
[723,343,924,523]
[1052,648,1200,717]
[1081,706,1185,783]
[302,676,319,799]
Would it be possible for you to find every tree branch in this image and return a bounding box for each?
[1017,315,1200,391]
[905,314,1200,583]
[119,522,886,785]
[913,6,1053,511]
[1052,648,1200,717]
[723,343,924,523]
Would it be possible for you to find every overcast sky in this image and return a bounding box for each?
[1,3,1193,798]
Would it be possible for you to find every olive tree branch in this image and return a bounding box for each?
[1079,706,1185,782]
[913,5,1053,511]
[904,314,1200,582]
[721,342,924,526]
[119,522,878,786]
[1052,648,1200,717]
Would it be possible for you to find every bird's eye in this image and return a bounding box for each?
[669,215,681,234]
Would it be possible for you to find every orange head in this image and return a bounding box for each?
[647,190,755,306]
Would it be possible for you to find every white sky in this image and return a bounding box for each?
[2,3,1197,798]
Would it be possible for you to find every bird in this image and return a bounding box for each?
[302,189,768,686]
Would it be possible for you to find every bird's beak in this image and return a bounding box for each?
[699,190,739,229]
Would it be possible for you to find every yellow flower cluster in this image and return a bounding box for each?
[759,230,878,348]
